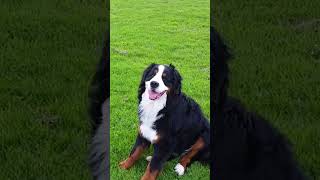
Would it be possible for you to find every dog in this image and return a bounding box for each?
[87,27,308,180]
[211,27,308,180]
[119,64,210,180]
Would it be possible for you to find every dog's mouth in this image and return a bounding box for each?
[148,90,166,100]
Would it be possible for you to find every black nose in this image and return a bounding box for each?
[150,81,159,89]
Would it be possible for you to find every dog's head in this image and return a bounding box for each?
[138,64,182,101]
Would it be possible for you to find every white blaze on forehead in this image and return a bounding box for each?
[151,65,165,83]
[156,65,165,77]
[146,65,168,92]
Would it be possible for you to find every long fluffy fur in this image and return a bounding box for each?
[212,27,307,180]
[124,64,210,177]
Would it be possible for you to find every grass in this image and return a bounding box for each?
[0,0,106,179]
[214,0,320,179]
[5,0,315,179]
[110,0,210,179]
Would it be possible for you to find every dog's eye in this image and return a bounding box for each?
[153,69,158,75]
[162,73,170,81]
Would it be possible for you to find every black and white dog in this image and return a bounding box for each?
[87,28,307,180]
[119,64,210,180]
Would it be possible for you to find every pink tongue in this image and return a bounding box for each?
[148,90,160,100]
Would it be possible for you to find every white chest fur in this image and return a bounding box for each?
[139,90,167,143]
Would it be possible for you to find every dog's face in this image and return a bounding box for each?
[139,64,182,101]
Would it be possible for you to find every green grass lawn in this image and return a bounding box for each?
[214,0,320,179]
[110,0,210,179]
[0,0,106,179]
[3,0,316,179]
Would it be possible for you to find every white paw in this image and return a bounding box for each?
[174,163,185,176]
[146,156,152,162]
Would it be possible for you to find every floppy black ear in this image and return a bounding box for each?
[138,63,156,101]
[169,64,182,95]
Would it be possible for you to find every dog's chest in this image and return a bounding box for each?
[138,92,167,143]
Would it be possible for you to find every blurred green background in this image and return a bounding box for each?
[215,0,320,179]
[0,0,106,179]
[2,0,317,179]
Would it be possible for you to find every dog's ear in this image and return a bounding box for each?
[169,63,175,69]
[140,63,156,83]
[138,63,156,100]
[170,64,182,95]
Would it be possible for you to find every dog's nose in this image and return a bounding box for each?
[150,81,159,89]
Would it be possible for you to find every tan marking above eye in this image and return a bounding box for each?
[162,73,166,77]
[154,69,158,74]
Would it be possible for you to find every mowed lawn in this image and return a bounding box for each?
[215,0,320,179]
[0,0,106,179]
[110,0,210,179]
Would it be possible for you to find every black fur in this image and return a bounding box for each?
[130,64,210,174]
[138,63,156,102]
[88,39,109,180]
[211,27,307,180]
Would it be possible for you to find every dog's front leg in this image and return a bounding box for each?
[141,142,173,180]
[119,134,150,170]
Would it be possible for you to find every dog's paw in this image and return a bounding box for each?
[174,163,185,176]
[119,159,131,170]
[146,156,152,162]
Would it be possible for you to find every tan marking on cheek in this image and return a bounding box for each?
[166,87,171,94]
[151,134,161,144]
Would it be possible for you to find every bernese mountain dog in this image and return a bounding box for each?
[87,27,308,180]
[119,64,210,179]
[212,26,308,180]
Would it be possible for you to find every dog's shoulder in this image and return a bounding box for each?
[173,93,202,113]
